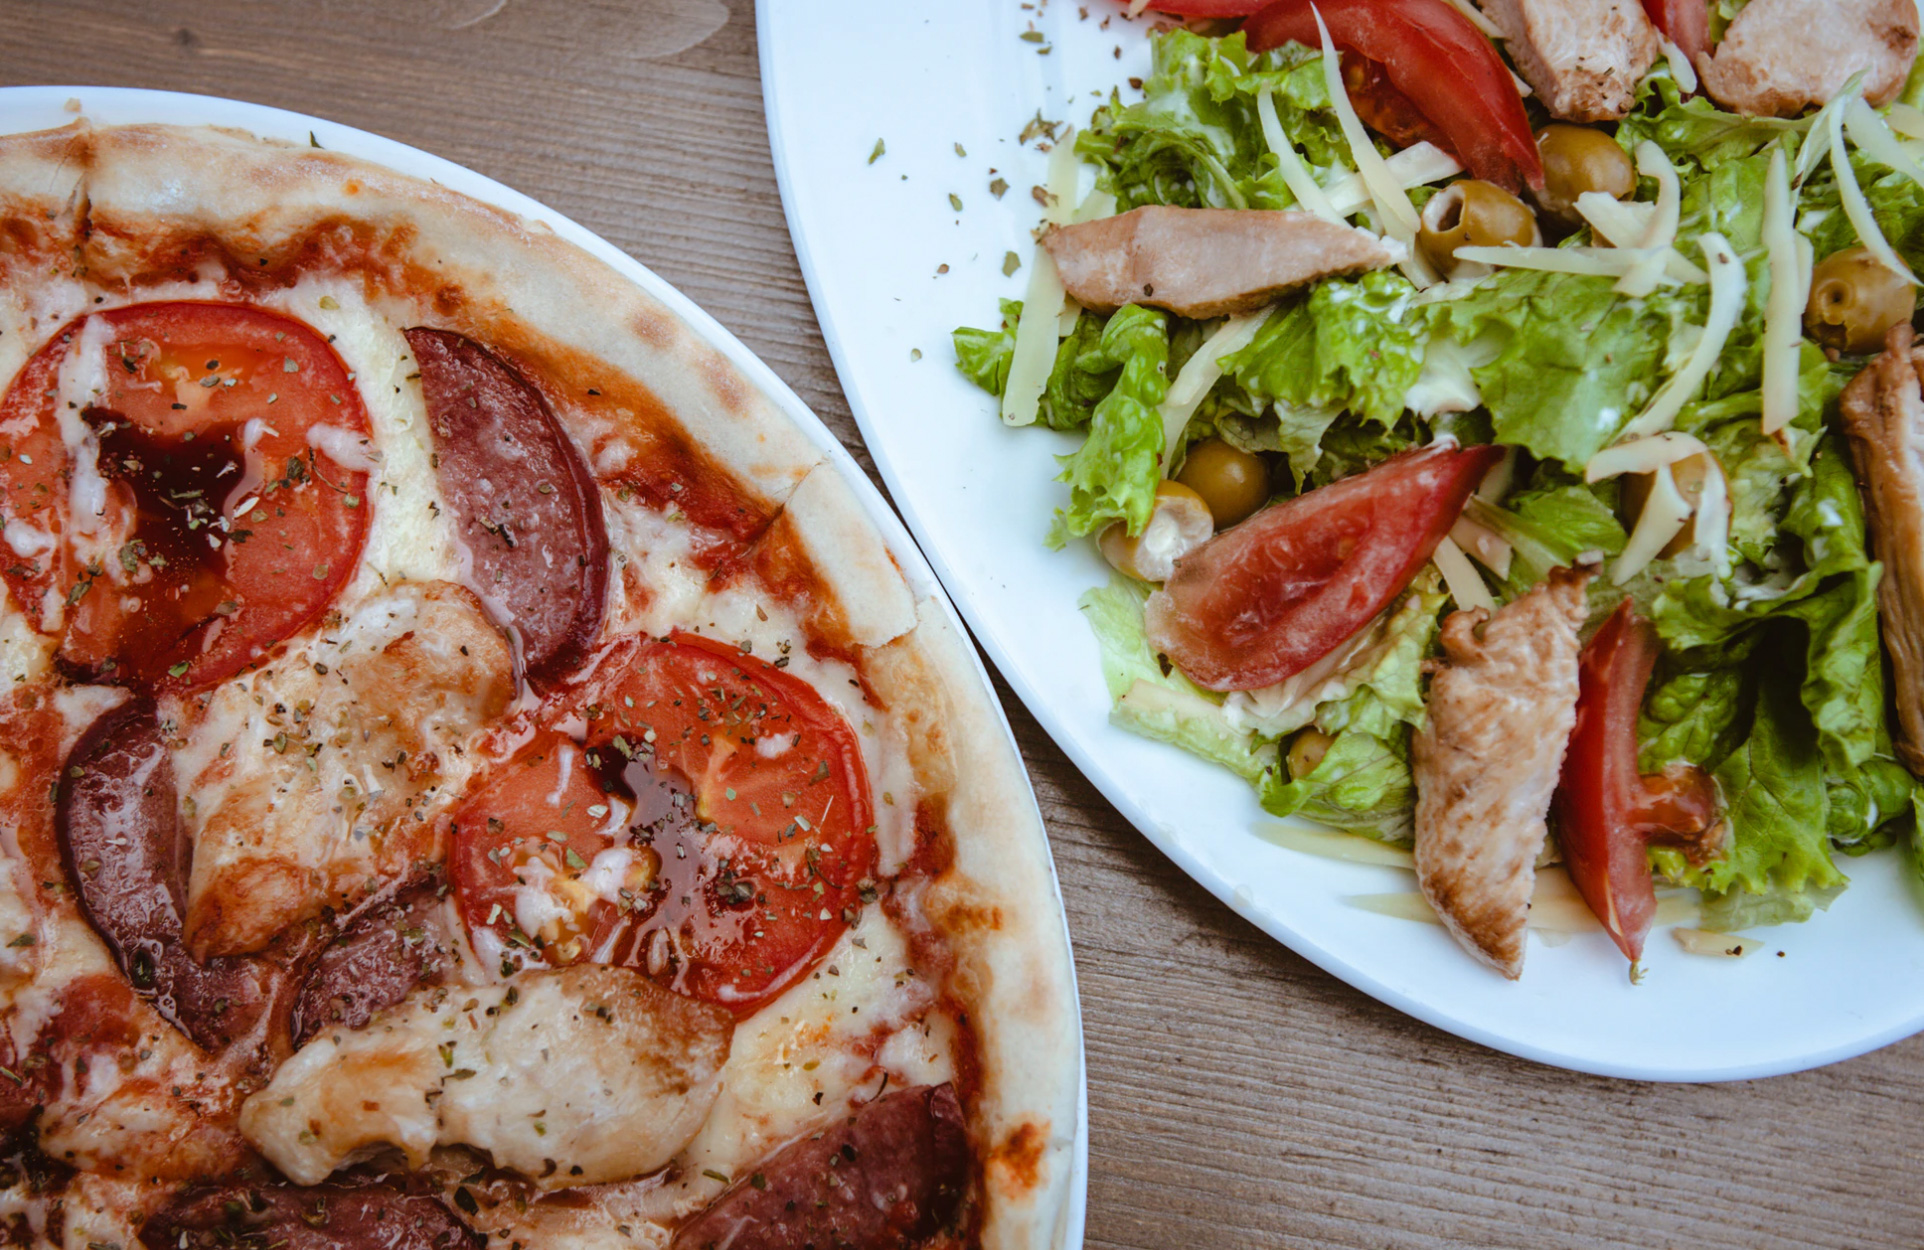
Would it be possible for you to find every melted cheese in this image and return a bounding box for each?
[243,965,731,1189]
[604,904,952,1229]
[92,277,467,605]
[166,580,512,956]
[0,277,88,680]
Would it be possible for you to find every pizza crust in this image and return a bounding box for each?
[76,122,826,521]
[861,599,1082,1250]
[762,462,918,649]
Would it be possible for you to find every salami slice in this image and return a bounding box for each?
[141,1182,482,1250]
[56,698,286,1053]
[672,1083,970,1250]
[405,327,608,684]
[290,880,446,1048]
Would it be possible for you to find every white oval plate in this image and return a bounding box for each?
[0,85,1088,1236]
[757,1,1924,1079]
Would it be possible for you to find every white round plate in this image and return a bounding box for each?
[756,1,1924,1079]
[0,85,1088,1236]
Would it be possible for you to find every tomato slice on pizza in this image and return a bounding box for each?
[451,633,877,1014]
[0,302,372,690]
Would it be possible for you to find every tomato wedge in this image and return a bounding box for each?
[1551,600,1720,963]
[0,303,372,691]
[1244,0,1543,192]
[1145,443,1501,691]
[451,634,876,1014]
[1341,51,1452,153]
[1640,0,1708,68]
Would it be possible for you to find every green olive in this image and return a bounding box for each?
[1176,438,1270,529]
[1805,246,1917,355]
[1418,180,1540,274]
[1535,124,1637,222]
[1098,480,1214,583]
[1286,729,1334,781]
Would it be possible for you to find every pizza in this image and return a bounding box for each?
[0,120,1080,1248]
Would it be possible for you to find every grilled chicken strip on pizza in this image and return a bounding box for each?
[0,121,1079,1249]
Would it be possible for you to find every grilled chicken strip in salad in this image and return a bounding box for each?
[956,0,1924,976]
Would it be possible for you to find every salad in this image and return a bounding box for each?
[954,0,1924,977]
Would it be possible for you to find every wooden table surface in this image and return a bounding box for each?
[6,3,1922,1246]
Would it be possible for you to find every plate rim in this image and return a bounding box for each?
[752,0,1924,1083]
[0,82,1092,1234]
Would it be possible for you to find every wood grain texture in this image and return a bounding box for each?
[2,3,1921,1246]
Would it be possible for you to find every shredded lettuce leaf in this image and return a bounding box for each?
[1074,30,1348,213]
[1421,269,1685,470]
[952,299,1018,397]
[1078,575,1275,783]
[1048,305,1172,545]
[1258,728,1416,844]
[1655,661,1848,911]
[1222,271,1427,453]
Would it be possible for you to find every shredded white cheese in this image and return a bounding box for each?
[1658,37,1699,95]
[1576,191,1708,288]
[1576,191,1655,248]
[1584,431,1713,482]
[1760,147,1812,437]
[1432,535,1495,610]
[1477,447,1518,502]
[1323,143,1462,218]
[1001,131,1082,427]
[1635,142,1683,251]
[1827,84,1914,282]
[1620,233,1747,440]
[1257,85,1339,222]
[1845,96,1924,195]
[1314,9,1436,287]
[1159,313,1269,472]
[1615,142,1686,295]
[1439,0,1505,38]
[1793,77,1857,186]
[1888,101,1924,141]
[1693,449,1733,577]
[1612,462,1692,583]
[1450,243,1695,284]
[1587,433,1731,582]
[1448,513,1514,579]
